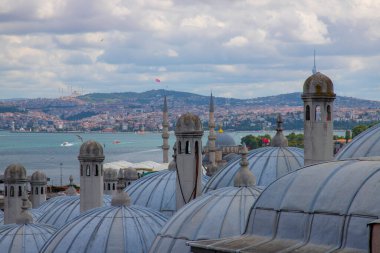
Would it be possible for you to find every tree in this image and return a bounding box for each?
[345,130,351,143]
[286,132,304,148]
[241,134,271,150]
[352,125,369,139]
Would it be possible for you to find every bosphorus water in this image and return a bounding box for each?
[0,130,344,185]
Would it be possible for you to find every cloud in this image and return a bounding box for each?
[0,0,379,100]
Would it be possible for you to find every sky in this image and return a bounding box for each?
[0,0,380,100]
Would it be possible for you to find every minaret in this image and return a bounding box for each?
[30,171,47,208]
[4,164,28,224]
[302,69,336,165]
[207,92,218,177]
[162,95,170,163]
[78,140,105,212]
[175,112,204,210]
[234,144,256,187]
[271,114,289,147]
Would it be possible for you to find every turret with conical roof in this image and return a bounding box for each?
[271,114,288,147]
[162,95,170,163]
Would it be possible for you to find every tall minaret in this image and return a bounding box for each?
[207,92,217,176]
[78,140,105,212]
[175,112,204,210]
[302,69,336,165]
[30,171,47,208]
[162,95,170,163]
[4,164,28,224]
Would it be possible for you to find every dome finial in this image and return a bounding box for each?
[65,175,78,196]
[234,144,256,187]
[312,49,317,75]
[271,114,288,147]
[111,170,131,207]
[16,193,33,224]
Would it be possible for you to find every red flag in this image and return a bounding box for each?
[155,78,161,83]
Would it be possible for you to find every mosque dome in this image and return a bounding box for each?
[37,195,111,228]
[175,113,203,133]
[125,170,209,217]
[104,167,118,181]
[0,223,57,253]
[78,140,104,160]
[4,164,27,183]
[30,171,47,184]
[206,132,236,148]
[203,146,304,192]
[198,158,380,252]
[302,72,335,96]
[335,123,380,160]
[40,205,168,253]
[150,186,261,253]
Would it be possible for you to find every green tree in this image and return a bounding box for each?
[345,130,351,143]
[286,132,304,148]
[352,125,369,139]
[241,134,271,150]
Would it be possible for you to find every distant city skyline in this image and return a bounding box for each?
[0,0,379,100]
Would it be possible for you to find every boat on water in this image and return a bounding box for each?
[61,141,74,147]
[113,140,121,144]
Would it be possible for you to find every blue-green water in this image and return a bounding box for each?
[0,130,344,185]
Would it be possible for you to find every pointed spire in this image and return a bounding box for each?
[111,170,131,207]
[209,92,214,112]
[271,113,288,147]
[312,49,317,75]
[16,194,33,224]
[163,95,168,113]
[234,144,256,187]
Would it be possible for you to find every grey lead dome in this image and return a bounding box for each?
[4,164,27,182]
[30,171,47,183]
[41,205,168,253]
[78,140,104,160]
[335,123,380,160]
[175,112,203,134]
[303,71,335,95]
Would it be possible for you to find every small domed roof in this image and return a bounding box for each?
[271,114,288,147]
[150,186,262,253]
[175,113,203,134]
[30,171,47,183]
[0,223,57,253]
[104,168,118,181]
[335,123,380,160]
[37,195,111,228]
[78,140,104,160]
[302,72,335,96]
[203,146,304,192]
[4,164,27,183]
[41,205,168,253]
[125,170,209,217]
[122,167,138,180]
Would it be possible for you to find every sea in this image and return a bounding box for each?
[0,130,345,185]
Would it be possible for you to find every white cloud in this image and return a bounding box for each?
[167,49,178,57]
[223,36,249,47]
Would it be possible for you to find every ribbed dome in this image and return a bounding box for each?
[150,186,262,253]
[302,72,335,96]
[239,158,380,252]
[104,168,118,181]
[0,223,57,253]
[37,195,111,228]
[30,171,47,183]
[0,208,44,225]
[4,164,27,183]
[78,140,104,160]
[125,170,209,217]
[335,123,380,160]
[203,146,304,192]
[175,113,203,133]
[40,205,168,253]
